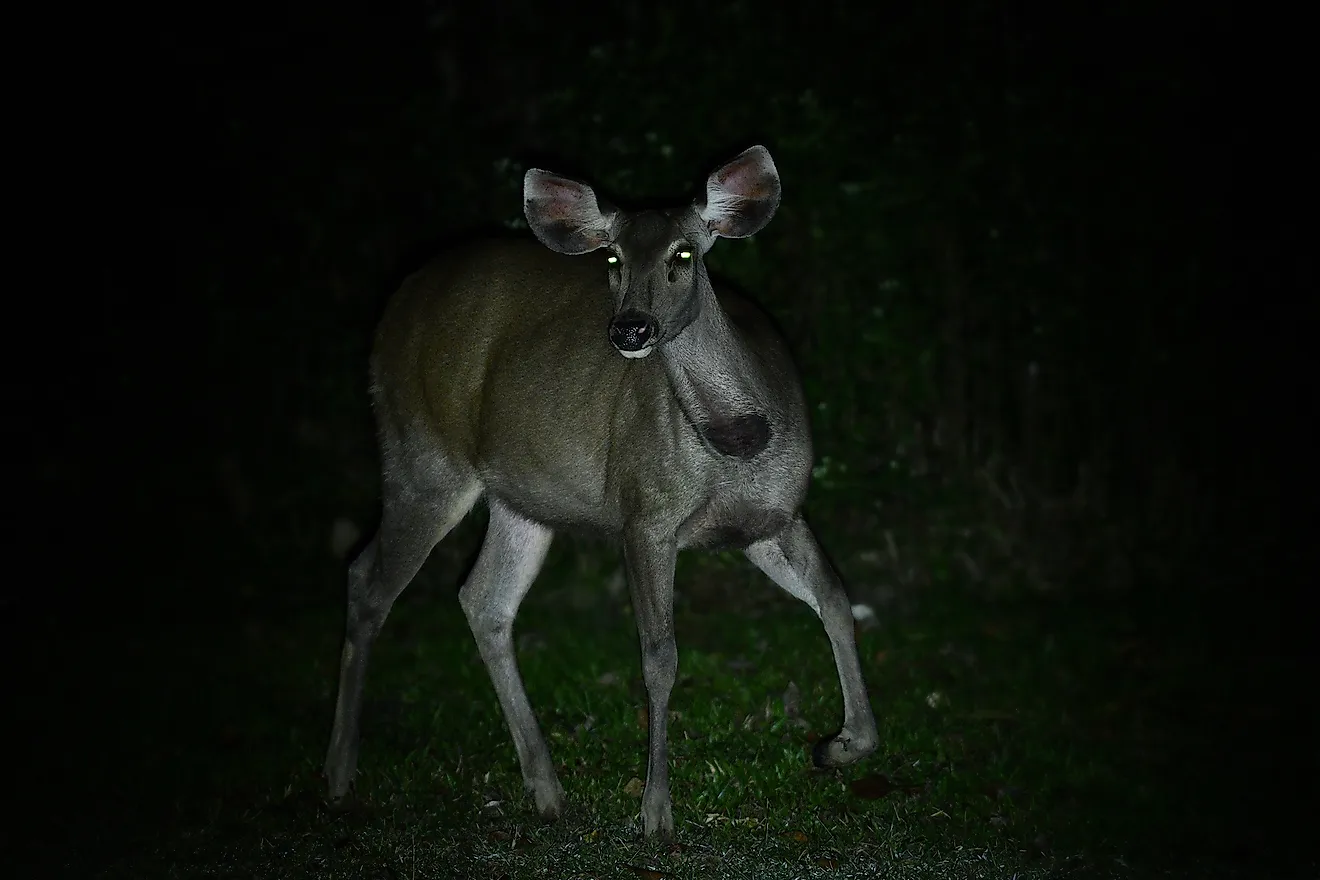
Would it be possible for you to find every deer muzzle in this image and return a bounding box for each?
[609,310,658,359]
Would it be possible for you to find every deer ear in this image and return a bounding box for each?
[699,146,781,239]
[524,170,618,255]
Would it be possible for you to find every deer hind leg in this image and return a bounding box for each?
[457,497,562,820]
[745,516,879,767]
[325,446,481,801]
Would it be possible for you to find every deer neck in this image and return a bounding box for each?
[660,289,774,460]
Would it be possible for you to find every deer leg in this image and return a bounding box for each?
[745,516,878,767]
[458,498,561,820]
[325,466,481,801]
[623,527,679,838]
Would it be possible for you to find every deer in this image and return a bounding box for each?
[323,145,878,838]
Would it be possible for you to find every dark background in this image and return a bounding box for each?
[13,0,1307,874]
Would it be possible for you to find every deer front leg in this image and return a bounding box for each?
[623,527,679,839]
[745,516,878,766]
[459,500,563,820]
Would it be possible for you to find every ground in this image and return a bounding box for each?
[8,523,1306,879]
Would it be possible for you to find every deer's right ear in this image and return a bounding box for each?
[524,170,618,255]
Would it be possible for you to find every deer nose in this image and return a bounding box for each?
[608,310,658,357]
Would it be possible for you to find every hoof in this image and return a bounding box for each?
[323,755,355,802]
[530,778,566,822]
[535,794,565,823]
[812,728,878,768]
[641,798,674,839]
[326,791,357,814]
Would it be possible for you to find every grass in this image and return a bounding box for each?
[9,523,1308,880]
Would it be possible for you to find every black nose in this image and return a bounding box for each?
[609,311,658,352]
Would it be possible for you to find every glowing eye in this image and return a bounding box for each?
[606,255,618,265]
[677,250,692,260]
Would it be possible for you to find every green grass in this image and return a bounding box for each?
[14,539,1306,880]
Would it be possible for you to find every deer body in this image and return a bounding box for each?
[326,147,878,838]
[377,238,809,545]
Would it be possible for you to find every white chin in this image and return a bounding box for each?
[618,346,654,359]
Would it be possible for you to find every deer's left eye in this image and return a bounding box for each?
[676,250,692,261]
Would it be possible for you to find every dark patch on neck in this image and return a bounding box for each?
[700,412,771,459]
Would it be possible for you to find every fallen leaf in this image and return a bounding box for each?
[627,868,668,880]
[816,856,839,869]
[848,774,921,800]
[784,830,810,842]
[623,777,644,797]
[636,707,649,729]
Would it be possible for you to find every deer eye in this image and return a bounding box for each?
[606,254,619,265]
[676,249,692,261]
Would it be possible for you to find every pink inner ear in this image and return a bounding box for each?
[535,179,590,222]
[718,161,772,201]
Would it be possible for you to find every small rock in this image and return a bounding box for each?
[782,681,801,718]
